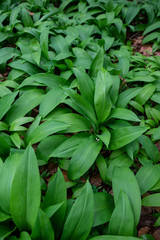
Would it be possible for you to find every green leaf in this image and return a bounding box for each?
[0,92,18,121]
[40,28,49,60]
[73,67,94,104]
[108,191,134,236]
[8,60,41,75]
[142,32,160,44]
[93,192,114,227]
[125,6,140,24]
[10,133,21,149]
[5,89,44,125]
[96,155,108,182]
[31,209,54,240]
[108,108,140,122]
[44,203,64,218]
[89,235,140,240]
[39,86,67,118]
[0,153,22,214]
[0,84,11,97]
[97,127,111,148]
[0,121,8,131]
[68,135,103,180]
[0,208,10,223]
[112,167,141,226]
[18,73,67,89]
[51,35,69,54]
[19,232,31,240]
[151,92,160,104]
[42,169,67,238]
[129,100,144,113]
[135,84,156,105]
[142,193,160,206]
[136,165,160,195]
[0,135,10,158]
[89,48,104,78]
[61,181,94,240]
[109,126,148,150]
[66,89,97,127]
[10,146,41,231]
[50,133,90,158]
[51,113,91,133]
[107,154,132,180]
[36,135,66,161]
[155,216,160,227]
[153,127,160,140]
[139,135,160,164]
[94,68,113,123]
[125,139,139,160]
[26,120,69,145]
[116,87,141,108]
[110,76,120,105]
[9,6,20,26]
[73,48,92,69]
[144,21,160,35]
[21,7,34,27]
[0,48,20,65]
[0,224,15,240]
[0,32,13,44]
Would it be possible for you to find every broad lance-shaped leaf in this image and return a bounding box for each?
[10,146,41,231]
[73,67,94,104]
[94,68,113,123]
[144,21,160,35]
[89,48,104,78]
[0,92,18,121]
[108,191,134,236]
[68,135,103,180]
[136,165,160,195]
[96,127,110,148]
[21,7,34,27]
[60,181,94,240]
[39,85,67,118]
[116,87,141,108]
[108,108,140,122]
[40,28,49,60]
[31,209,54,240]
[52,113,91,133]
[65,88,98,128]
[42,169,67,238]
[93,192,114,227]
[89,236,140,240]
[36,135,66,161]
[73,47,93,69]
[25,120,69,145]
[18,73,67,89]
[44,203,64,218]
[96,155,108,183]
[135,84,156,105]
[142,193,160,207]
[125,5,140,24]
[50,132,90,158]
[112,167,141,226]
[0,47,20,65]
[139,135,160,164]
[5,89,44,125]
[0,153,22,214]
[109,126,148,150]
[51,35,70,54]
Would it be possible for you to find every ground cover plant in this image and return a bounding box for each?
[0,0,160,239]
